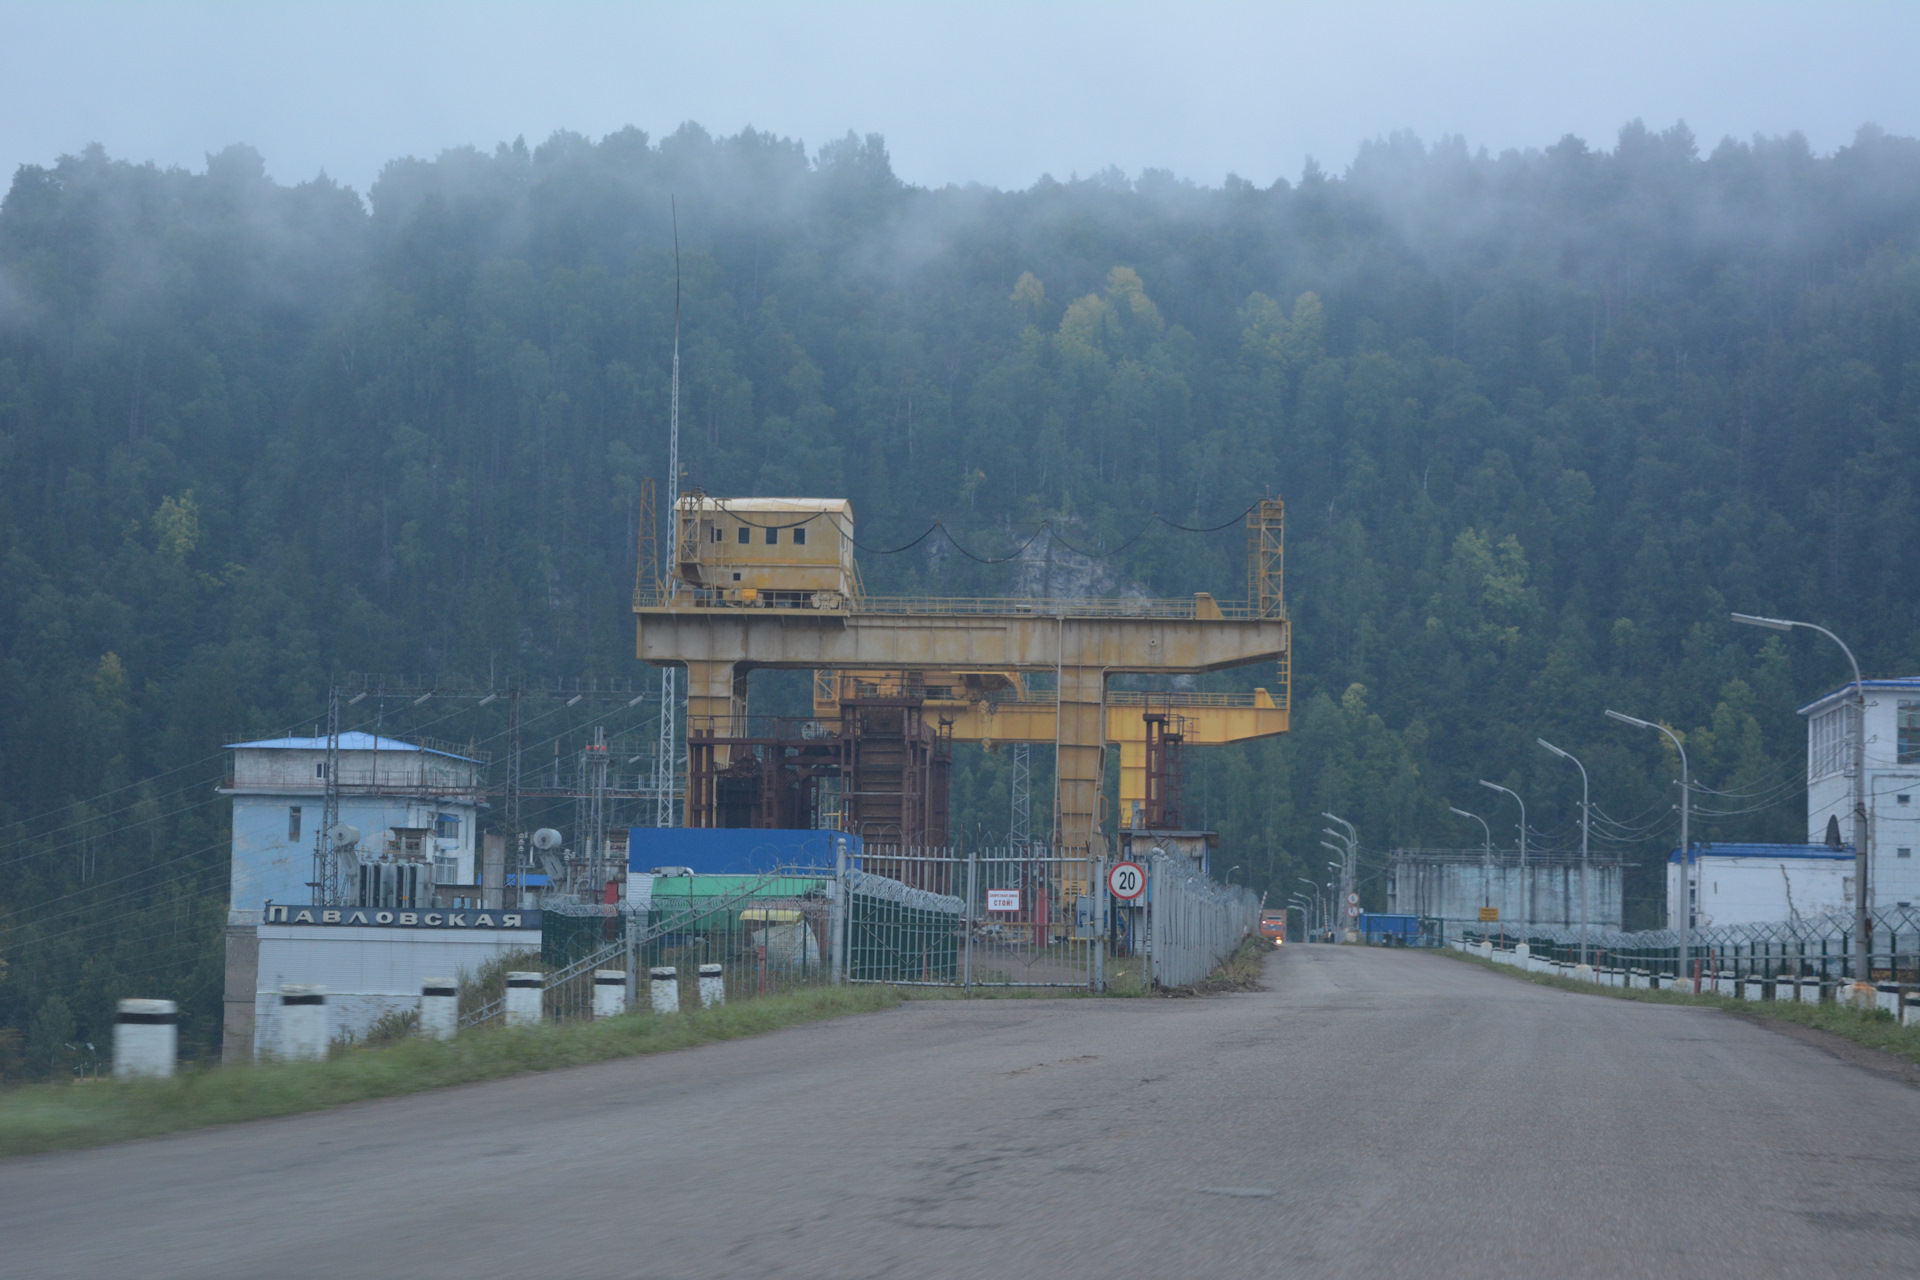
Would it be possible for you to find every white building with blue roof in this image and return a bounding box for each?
[219,733,490,1061]
[221,733,486,922]
[1800,678,1920,912]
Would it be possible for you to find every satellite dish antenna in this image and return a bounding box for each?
[532,828,563,851]
[329,823,360,848]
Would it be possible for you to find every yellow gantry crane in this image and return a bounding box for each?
[635,493,1289,866]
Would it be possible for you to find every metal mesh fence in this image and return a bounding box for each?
[1145,853,1262,988]
[1446,903,1920,984]
[454,846,1258,1021]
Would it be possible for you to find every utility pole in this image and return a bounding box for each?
[1538,739,1592,968]
[1478,781,1528,949]
[1606,710,1690,988]
[1732,613,1871,994]
[655,199,683,829]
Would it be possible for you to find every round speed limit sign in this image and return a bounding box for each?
[1107,861,1146,900]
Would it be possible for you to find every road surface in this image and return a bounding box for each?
[6,946,1919,1277]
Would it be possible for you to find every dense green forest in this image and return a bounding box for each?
[3,119,1920,1076]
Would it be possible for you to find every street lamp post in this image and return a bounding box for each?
[1538,739,1592,968]
[1450,805,1494,934]
[1606,709,1691,990]
[1324,812,1358,937]
[1296,878,1322,939]
[1732,613,1871,993]
[1478,780,1528,949]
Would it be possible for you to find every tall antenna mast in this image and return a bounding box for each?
[654,198,681,827]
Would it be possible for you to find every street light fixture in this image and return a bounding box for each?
[1538,738,1592,968]
[1732,612,1871,993]
[1478,780,1528,944]
[1605,709,1692,990]
[1449,805,1494,927]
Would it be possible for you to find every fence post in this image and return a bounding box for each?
[831,837,848,985]
[624,908,639,1009]
[1094,854,1107,994]
[963,850,976,995]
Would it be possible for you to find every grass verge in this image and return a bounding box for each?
[0,985,897,1160]
[1440,947,1920,1067]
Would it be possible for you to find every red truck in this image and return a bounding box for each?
[1258,910,1287,946]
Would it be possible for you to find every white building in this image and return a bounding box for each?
[1800,678,1920,911]
[1666,844,1853,931]
[220,733,491,1060]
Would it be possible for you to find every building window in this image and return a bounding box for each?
[315,762,327,779]
[1810,707,1848,780]
[288,806,302,841]
[792,526,806,545]
[1901,795,1913,806]
[765,527,778,545]
[435,813,460,839]
[1901,848,1913,860]
[709,525,722,543]
[1902,703,1920,764]
[737,526,750,544]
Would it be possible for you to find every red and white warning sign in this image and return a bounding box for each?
[986,889,1021,912]
[1107,861,1146,900]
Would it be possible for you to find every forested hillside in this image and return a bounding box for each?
[4,120,1920,1074]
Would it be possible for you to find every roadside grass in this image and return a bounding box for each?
[0,985,897,1160]
[1442,947,1920,1066]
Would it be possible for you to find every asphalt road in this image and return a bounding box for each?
[6,945,1920,1278]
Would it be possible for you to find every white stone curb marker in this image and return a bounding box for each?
[651,966,679,1014]
[505,972,543,1027]
[593,970,628,1018]
[420,977,458,1040]
[114,999,177,1080]
[278,985,329,1061]
[699,963,725,1008]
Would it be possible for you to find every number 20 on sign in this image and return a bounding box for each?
[1107,861,1146,900]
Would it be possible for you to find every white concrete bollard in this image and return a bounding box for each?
[420,977,457,1040]
[698,963,725,1008]
[593,970,628,1019]
[1875,985,1902,1018]
[1743,977,1766,1002]
[277,985,329,1061]
[1903,991,1920,1028]
[650,966,679,1014]
[505,972,544,1028]
[113,999,177,1081]
[1573,963,1594,983]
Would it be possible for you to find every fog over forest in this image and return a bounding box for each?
[3,118,1920,1073]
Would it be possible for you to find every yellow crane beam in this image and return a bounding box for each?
[812,672,1288,824]
[636,601,1288,858]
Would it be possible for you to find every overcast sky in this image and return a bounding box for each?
[3,1,1915,196]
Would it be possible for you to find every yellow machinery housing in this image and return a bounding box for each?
[672,495,860,609]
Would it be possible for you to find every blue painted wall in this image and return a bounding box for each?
[628,828,859,875]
